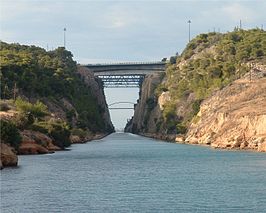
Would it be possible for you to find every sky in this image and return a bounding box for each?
[1,0,265,129]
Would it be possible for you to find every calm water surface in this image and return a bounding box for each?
[1,133,266,212]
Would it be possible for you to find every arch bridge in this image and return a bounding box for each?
[108,101,135,110]
[83,61,166,88]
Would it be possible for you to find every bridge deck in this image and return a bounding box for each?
[82,61,166,88]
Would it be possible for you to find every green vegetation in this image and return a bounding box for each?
[31,120,71,148]
[0,101,10,111]
[0,42,111,133]
[15,98,48,119]
[71,128,88,139]
[1,120,22,150]
[158,29,266,134]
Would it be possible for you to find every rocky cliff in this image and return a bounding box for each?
[0,42,114,168]
[125,72,163,133]
[125,29,266,152]
[186,65,266,151]
[77,66,113,131]
[0,143,18,169]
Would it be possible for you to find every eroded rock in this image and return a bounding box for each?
[0,143,18,168]
[186,68,266,152]
[19,130,61,154]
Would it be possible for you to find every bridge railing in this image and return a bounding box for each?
[82,61,166,66]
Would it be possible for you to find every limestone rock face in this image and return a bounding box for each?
[258,142,266,152]
[186,68,266,152]
[125,72,163,133]
[158,91,170,110]
[19,141,49,154]
[19,130,61,154]
[0,143,18,168]
[77,66,114,132]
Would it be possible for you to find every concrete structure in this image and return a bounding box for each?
[83,62,166,88]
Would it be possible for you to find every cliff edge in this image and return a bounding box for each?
[125,29,266,152]
[186,65,266,151]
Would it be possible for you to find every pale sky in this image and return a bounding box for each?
[1,0,265,129]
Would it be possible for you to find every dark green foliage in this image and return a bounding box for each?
[161,29,266,134]
[71,128,88,139]
[169,29,266,100]
[146,97,156,110]
[31,120,71,148]
[162,103,176,122]
[49,123,71,148]
[0,42,110,133]
[0,120,22,149]
[169,56,177,64]
[15,98,48,119]
[192,100,202,116]
[66,109,75,123]
[0,102,10,111]
[176,123,187,134]
[155,84,168,97]
[12,112,33,129]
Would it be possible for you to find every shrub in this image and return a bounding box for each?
[146,97,156,110]
[163,103,176,122]
[0,120,22,149]
[15,98,48,119]
[0,102,10,111]
[176,123,187,134]
[71,128,88,139]
[31,120,71,148]
[12,112,33,129]
[170,56,177,64]
[192,99,202,116]
[155,84,168,97]
[50,122,71,148]
[183,49,194,60]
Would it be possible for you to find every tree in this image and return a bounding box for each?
[1,120,22,150]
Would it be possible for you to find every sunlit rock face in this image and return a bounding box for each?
[186,66,266,152]
[0,143,18,168]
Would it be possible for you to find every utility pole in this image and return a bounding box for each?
[188,20,191,42]
[239,20,242,29]
[63,28,66,48]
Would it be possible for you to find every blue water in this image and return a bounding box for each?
[1,133,266,212]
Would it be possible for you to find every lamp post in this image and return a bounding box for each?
[63,28,66,48]
[188,20,191,42]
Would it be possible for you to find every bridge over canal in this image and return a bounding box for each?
[83,61,166,88]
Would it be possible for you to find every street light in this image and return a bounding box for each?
[188,20,191,42]
[63,28,66,48]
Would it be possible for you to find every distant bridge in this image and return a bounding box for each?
[83,61,166,88]
[108,101,135,110]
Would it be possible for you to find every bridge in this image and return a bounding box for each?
[84,61,166,88]
[108,101,135,110]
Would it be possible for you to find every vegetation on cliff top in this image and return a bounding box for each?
[0,42,113,150]
[0,42,111,133]
[157,29,266,134]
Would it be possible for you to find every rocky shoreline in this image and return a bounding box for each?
[125,65,266,153]
[138,132,266,152]
[70,132,110,144]
[0,132,110,170]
